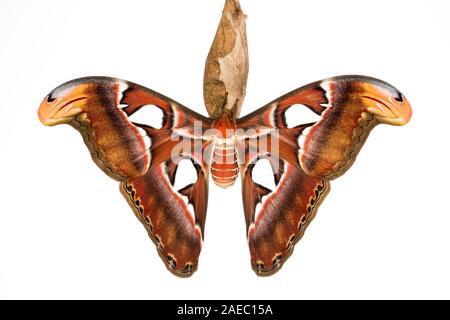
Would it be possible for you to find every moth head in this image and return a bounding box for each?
[38,82,88,126]
[359,81,412,126]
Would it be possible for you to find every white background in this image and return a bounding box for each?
[0,0,449,299]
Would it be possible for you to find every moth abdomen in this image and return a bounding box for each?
[211,139,239,188]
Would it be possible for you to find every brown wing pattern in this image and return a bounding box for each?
[38,77,211,276]
[242,158,329,275]
[239,75,412,180]
[237,75,411,275]
[121,159,209,277]
[38,77,211,179]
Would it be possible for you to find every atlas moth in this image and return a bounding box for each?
[38,0,412,277]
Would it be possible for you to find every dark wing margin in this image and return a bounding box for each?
[38,76,211,180]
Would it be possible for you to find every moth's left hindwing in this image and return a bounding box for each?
[239,75,412,180]
[39,77,212,276]
[121,160,209,277]
[237,75,411,275]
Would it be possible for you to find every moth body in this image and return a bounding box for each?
[210,112,239,188]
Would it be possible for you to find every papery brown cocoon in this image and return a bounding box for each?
[203,0,249,119]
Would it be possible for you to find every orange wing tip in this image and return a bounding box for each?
[38,95,85,126]
[366,95,412,126]
[360,80,412,126]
